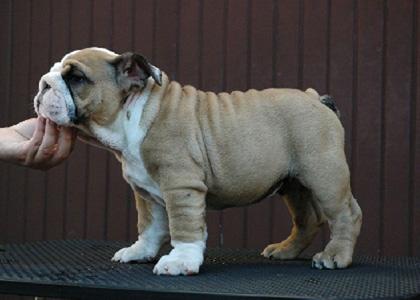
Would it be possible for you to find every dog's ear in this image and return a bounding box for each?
[111,52,162,93]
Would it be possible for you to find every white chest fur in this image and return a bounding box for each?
[89,86,162,200]
[121,93,162,199]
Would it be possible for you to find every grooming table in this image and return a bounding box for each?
[0,240,418,299]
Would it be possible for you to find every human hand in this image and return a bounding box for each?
[1,117,77,170]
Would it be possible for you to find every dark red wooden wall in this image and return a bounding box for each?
[0,0,419,269]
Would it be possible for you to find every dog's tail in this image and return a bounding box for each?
[320,94,341,118]
[305,88,341,118]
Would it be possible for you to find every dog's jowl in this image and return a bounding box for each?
[34,48,362,275]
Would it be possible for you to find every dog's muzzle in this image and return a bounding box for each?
[34,71,78,125]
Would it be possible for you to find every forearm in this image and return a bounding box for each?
[0,126,26,162]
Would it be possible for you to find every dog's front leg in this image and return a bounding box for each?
[153,187,207,276]
[112,192,169,263]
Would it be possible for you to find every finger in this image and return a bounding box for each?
[25,117,46,163]
[51,126,76,164]
[34,119,59,161]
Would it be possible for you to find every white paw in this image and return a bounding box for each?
[111,240,156,263]
[312,246,353,269]
[153,241,204,276]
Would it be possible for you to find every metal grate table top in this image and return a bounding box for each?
[0,240,419,300]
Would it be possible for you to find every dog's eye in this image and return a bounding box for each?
[68,74,86,84]
[64,67,90,85]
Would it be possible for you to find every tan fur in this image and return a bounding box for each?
[138,75,362,268]
[134,191,153,234]
[61,48,362,269]
[62,50,123,126]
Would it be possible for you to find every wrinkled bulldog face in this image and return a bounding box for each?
[34,47,162,127]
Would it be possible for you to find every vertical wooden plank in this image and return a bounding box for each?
[274,0,300,89]
[85,0,112,240]
[64,0,91,239]
[44,0,70,240]
[133,0,154,58]
[224,0,248,92]
[85,144,109,237]
[301,0,328,91]
[129,0,155,241]
[200,0,225,247]
[352,0,384,256]
[222,0,248,248]
[245,0,274,249]
[249,0,273,90]
[6,0,31,243]
[7,0,31,121]
[105,0,133,242]
[113,0,133,53]
[25,0,51,242]
[0,0,11,122]
[412,0,420,257]
[69,0,92,50]
[154,0,178,76]
[382,0,413,256]
[91,0,113,49]
[178,0,200,86]
[0,0,12,244]
[201,0,225,93]
[271,0,300,250]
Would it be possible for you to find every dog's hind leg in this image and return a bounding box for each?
[299,152,362,269]
[262,179,325,260]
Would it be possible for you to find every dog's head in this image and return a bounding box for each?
[34,47,162,127]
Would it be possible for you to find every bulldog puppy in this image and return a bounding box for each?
[34,47,362,276]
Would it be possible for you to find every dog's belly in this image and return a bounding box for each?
[205,169,288,210]
[203,145,290,210]
[205,179,286,210]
